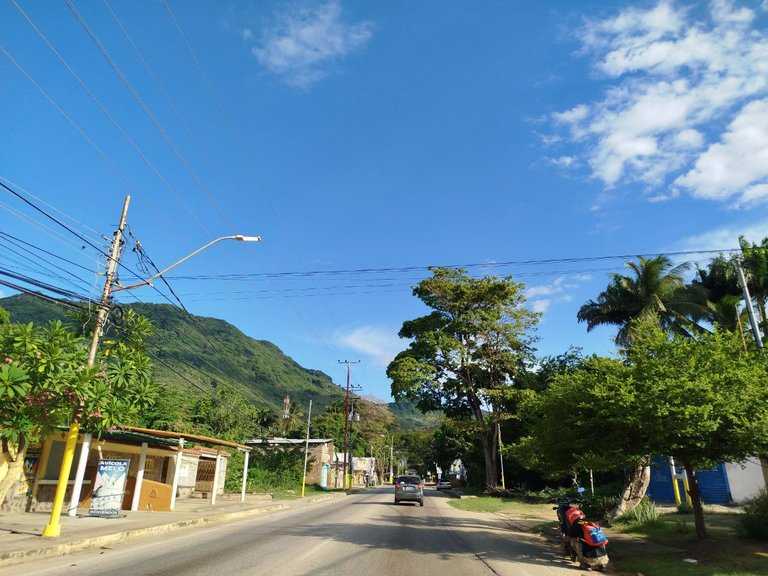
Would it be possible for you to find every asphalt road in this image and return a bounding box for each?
[10,488,580,576]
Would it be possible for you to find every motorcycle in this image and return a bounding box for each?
[550,496,609,572]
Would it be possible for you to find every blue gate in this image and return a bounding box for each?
[647,458,732,504]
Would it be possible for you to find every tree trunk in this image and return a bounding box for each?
[466,388,498,490]
[0,436,28,508]
[479,426,498,490]
[608,461,650,524]
[683,461,708,539]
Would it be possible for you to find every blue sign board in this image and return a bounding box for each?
[89,458,131,517]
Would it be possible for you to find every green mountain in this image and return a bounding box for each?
[0,294,342,413]
[387,401,441,431]
[0,295,437,431]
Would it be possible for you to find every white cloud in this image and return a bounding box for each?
[240,27,254,41]
[675,99,768,203]
[736,183,768,207]
[675,220,768,254]
[552,1,768,205]
[526,276,578,317]
[546,156,577,168]
[335,325,403,367]
[251,1,372,88]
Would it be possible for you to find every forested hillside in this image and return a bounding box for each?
[0,294,342,413]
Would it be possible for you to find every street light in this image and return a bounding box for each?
[43,195,261,537]
[112,235,261,292]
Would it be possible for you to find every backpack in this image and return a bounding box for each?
[580,521,608,547]
[565,506,585,527]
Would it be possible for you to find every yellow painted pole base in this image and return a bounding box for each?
[42,422,81,538]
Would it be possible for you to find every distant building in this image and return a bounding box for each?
[245,438,335,487]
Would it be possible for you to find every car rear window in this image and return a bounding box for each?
[396,476,421,484]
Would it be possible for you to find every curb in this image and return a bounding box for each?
[0,492,346,567]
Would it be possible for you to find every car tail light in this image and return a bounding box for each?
[417,484,423,489]
[395,482,401,488]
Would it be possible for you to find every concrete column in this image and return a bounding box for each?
[240,450,249,502]
[211,450,221,506]
[131,442,148,511]
[67,433,91,517]
[170,438,185,510]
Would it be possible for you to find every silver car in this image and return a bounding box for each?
[394,475,424,506]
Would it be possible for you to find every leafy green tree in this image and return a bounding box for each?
[431,420,474,481]
[0,312,156,505]
[516,355,650,517]
[690,255,752,347]
[738,236,768,338]
[189,386,273,443]
[312,397,395,465]
[521,325,768,538]
[397,429,434,478]
[388,267,539,489]
[278,396,304,438]
[577,255,708,347]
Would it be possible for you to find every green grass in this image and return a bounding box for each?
[449,495,554,518]
[448,496,768,576]
[610,510,768,576]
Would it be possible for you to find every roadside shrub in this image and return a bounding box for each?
[616,497,661,526]
[676,501,692,514]
[741,488,768,541]
[583,495,618,521]
[531,486,573,501]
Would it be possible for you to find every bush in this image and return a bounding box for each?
[616,497,661,526]
[741,488,768,540]
[583,495,619,521]
[676,501,692,514]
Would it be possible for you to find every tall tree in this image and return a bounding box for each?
[692,255,750,343]
[575,255,708,513]
[387,268,539,490]
[577,255,708,347]
[0,312,156,505]
[523,325,768,538]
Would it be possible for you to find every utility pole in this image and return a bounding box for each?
[301,400,312,497]
[734,257,764,350]
[389,435,394,484]
[338,360,360,490]
[497,422,506,490]
[43,195,130,538]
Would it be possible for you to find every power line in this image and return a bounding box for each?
[0,181,108,258]
[152,249,741,282]
[162,0,357,385]
[0,267,99,304]
[0,278,92,313]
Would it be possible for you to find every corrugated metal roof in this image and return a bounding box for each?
[118,425,251,450]
[245,437,333,446]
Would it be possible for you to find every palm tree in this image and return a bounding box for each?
[739,236,768,338]
[691,255,750,343]
[577,255,708,347]
[577,255,710,521]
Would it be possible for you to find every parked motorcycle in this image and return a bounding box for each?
[550,496,609,572]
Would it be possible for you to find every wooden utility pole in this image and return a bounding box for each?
[43,195,130,537]
[338,360,360,490]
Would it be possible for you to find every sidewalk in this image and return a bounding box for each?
[0,492,345,568]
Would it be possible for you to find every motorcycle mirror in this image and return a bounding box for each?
[577,486,585,493]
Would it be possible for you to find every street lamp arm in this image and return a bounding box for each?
[112,235,261,293]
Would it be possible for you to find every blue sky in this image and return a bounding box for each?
[2,0,768,402]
